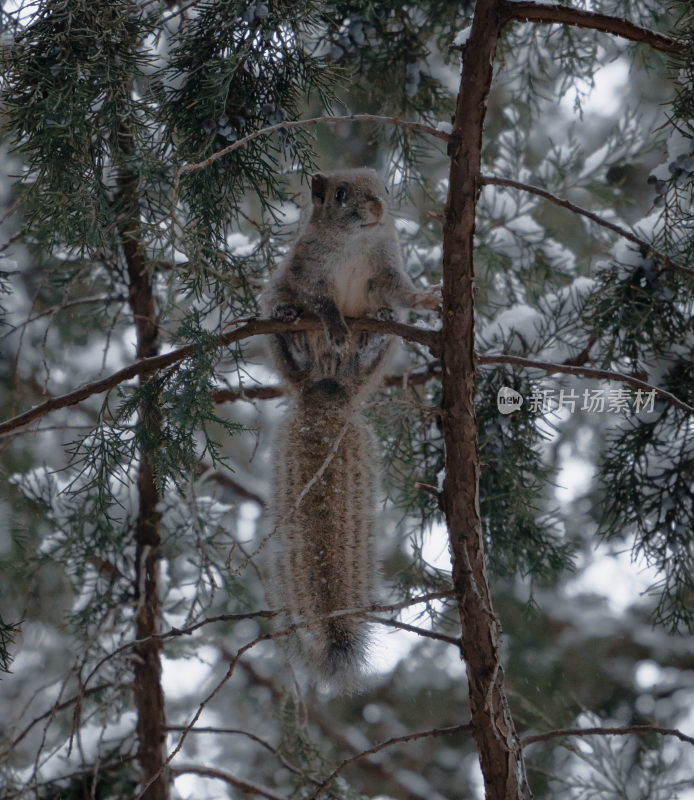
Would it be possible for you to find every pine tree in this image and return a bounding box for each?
[1,2,693,800]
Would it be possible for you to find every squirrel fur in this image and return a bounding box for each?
[261,168,419,689]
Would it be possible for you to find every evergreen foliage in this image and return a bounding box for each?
[0,1,693,799]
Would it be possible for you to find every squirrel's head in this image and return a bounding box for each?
[310,169,388,232]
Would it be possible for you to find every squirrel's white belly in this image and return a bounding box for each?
[333,256,372,317]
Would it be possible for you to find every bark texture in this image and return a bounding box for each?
[440,1,526,797]
[117,127,167,800]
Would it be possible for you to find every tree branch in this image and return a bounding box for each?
[116,102,167,800]
[169,765,286,800]
[2,757,137,800]
[135,590,455,798]
[365,615,462,651]
[502,1,686,53]
[175,114,452,182]
[522,724,694,749]
[83,591,452,702]
[0,317,440,436]
[307,722,474,800]
[480,175,694,279]
[167,726,305,778]
[9,683,118,751]
[478,353,694,415]
[211,361,441,404]
[0,294,128,341]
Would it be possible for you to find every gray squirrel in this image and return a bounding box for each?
[261,168,429,689]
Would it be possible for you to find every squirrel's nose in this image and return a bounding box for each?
[367,198,385,222]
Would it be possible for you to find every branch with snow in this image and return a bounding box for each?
[480,175,694,279]
[502,1,685,53]
[478,353,694,415]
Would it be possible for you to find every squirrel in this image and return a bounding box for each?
[261,168,426,689]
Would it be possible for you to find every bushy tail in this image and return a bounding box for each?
[268,390,380,690]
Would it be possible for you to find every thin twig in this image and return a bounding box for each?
[211,363,441,404]
[478,353,694,415]
[9,683,116,751]
[175,114,451,181]
[2,756,137,800]
[480,176,694,278]
[522,724,694,748]
[308,722,474,800]
[365,615,462,651]
[80,591,451,700]
[169,765,286,800]
[166,726,305,777]
[0,295,128,341]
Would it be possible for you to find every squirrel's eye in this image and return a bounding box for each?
[335,187,347,204]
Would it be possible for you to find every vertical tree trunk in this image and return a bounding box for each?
[440,1,526,798]
[117,128,168,800]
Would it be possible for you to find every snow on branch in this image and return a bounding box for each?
[480,175,694,279]
[479,354,694,415]
[503,1,686,53]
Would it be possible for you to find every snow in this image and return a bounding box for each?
[482,303,545,352]
[564,543,658,616]
[226,231,257,256]
[162,646,219,699]
[453,26,471,47]
[555,455,594,504]
[561,58,630,119]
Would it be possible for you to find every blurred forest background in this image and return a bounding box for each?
[0,1,693,798]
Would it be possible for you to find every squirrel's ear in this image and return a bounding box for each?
[311,173,327,206]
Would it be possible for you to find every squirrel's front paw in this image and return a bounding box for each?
[374,307,395,321]
[272,303,300,323]
[326,318,350,352]
[412,291,441,312]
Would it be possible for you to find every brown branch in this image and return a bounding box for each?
[522,724,694,749]
[440,1,527,798]
[211,362,441,404]
[365,615,462,651]
[175,114,451,182]
[502,1,686,53]
[167,726,305,778]
[169,765,286,800]
[9,683,117,751]
[0,294,128,341]
[2,757,137,800]
[0,318,440,436]
[198,464,267,505]
[136,590,455,798]
[235,660,428,799]
[307,722,474,800]
[480,176,694,279]
[82,609,277,694]
[478,353,694,415]
[166,726,277,752]
[84,592,451,700]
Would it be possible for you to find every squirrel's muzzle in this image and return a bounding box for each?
[364,197,385,226]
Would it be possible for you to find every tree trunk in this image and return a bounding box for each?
[117,126,168,800]
[440,1,526,797]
